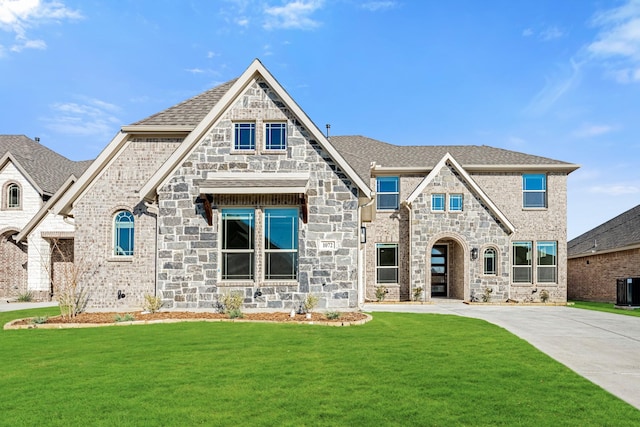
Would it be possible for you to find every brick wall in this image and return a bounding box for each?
[0,230,27,298]
[568,249,640,302]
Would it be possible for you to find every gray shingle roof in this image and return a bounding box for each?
[329,135,577,183]
[131,79,238,126]
[0,135,92,196]
[568,204,640,257]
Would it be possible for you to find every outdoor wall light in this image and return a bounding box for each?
[117,290,126,300]
[254,288,262,298]
[360,226,367,244]
[470,247,478,261]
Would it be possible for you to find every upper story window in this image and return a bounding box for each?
[376,177,399,210]
[483,248,497,275]
[265,123,287,150]
[3,182,21,210]
[234,123,256,150]
[431,193,445,211]
[114,211,134,256]
[523,174,546,208]
[449,194,463,212]
[221,209,255,280]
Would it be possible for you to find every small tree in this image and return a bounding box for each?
[303,294,319,313]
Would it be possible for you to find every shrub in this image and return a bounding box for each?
[325,311,341,320]
[228,308,244,319]
[303,294,319,313]
[413,287,423,301]
[31,316,48,324]
[375,286,387,302]
[220,291,244,318]
[540,289,550,303]
[17,292,33,302]
[143,294,163,313]
[114,313,135,322]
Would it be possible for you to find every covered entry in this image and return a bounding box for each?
[429,237,466,300]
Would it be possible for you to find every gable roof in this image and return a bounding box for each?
[330,135,579,183]
[0,135,92,196]
[138,59,373,202]
[568,204,640,258]
[405,153,515,234]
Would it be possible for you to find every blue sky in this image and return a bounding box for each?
[1,0,639,239]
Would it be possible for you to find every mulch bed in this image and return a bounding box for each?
[6,311,370,329]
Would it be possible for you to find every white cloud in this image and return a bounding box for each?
[361,1,397,12]
[236,16,249,27]
[522,28,533,37]
[207,51,217,59]
[589,183,640,195]
[0,0,82,55]
[540,26,564,41]
[185,68,205,74]
[588,0,640,82]
[524,58,583,115]
[263,0,323,30]
[572,123,616,138]
[42,96,120,137]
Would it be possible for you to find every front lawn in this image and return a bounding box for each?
[570,300,640,318]
[1,308,638,426]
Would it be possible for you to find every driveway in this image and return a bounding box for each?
[362,303,640,410]
[0,301,58,312]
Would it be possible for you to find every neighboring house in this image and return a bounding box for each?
[0,135,92,300]
[567,204,640,302]
[53,59,579,311]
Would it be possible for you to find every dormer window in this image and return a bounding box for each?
[234,123,256,150]
[3,182,21,210]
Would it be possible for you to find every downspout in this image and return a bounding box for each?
[144,199,159,297]
[402,201,415,301]
[357,196,376,309]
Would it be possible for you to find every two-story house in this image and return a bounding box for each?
[0,135,91,300]
[52,59,579,311]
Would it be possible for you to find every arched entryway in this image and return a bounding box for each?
[427,235,468,300]
[0,229,28,299]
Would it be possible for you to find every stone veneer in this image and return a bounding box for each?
[156,78,360,310]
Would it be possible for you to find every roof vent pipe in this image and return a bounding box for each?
[325,124,330,138]
[35,137,40,143]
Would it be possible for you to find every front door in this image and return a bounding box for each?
[431,245,447,297]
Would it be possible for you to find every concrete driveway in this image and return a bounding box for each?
[362,303,640,410]
[0,301,58,312]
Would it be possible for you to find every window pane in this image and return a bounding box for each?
[513,242,532,266]
[537,242,556,266]
[234,123,255,150]
[523,174,546,208]
[265,123,286,150]
[377,244,397,266]
[376,177,399,210]
[114,211,134,256]
[484,249,496,275]
[265,208,298,250]
[523,174,546,191]
[432,194,445,211]
[523,192,546,208]
[431,266,445,274]
[223,209,254,250]
[538,267,556,283]
[8,184,20,208]
[513,266,532,282]
[378,268,398,283]
[449,194,463,211]
[377,194,399,210]
[222,253,254,280]
[376,177,398,193]
[265,252,297,280]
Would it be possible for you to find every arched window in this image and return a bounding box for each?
[114,211,134,256]
[4,183,21,209]
[483,248,497,275]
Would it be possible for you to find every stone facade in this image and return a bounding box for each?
[568,249,640,302]
[155,78,360,310]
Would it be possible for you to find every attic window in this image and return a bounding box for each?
[234,123,255,150]
[4,182,21,210]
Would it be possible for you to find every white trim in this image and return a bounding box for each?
[371,164,580,174]
[405,153,516,234]
[120,125,194,134]
[568,243,640,259]
[0,153,46,196]
[139,58,373,203]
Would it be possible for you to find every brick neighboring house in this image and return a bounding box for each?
[567,204,640,302]
[0,135,92,300]
[53,59,579,311]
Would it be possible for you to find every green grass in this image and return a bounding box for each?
[1,308,639,426]
[570,300,640,318]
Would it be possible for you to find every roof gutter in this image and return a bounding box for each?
[372,164,581,174]
[568,242,640,259]
[120,125,195,134]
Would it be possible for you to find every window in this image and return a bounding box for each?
[234,123,255,150]
[449,194,463,211]
[376,243,398,283]
[221,209,255,280]
[512,241,532,283]
[431,194,445,211]
[264,208,298,280]
[537,241,557,283]
[523,174,546,208]
[265,123,287,150]
[483,248,496,275]
[114,211,134,256]
[376,177,399,210]
[6,183,21,209]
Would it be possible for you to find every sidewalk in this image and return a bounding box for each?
[362,303,640,410]
[0,301,58,312]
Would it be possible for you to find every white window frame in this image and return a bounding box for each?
[376,177,399,211]
[263,207,299,281]
[483,248,497,275]
[376,243,399,284]
[449,194,463,212]
[265,122,287,151]
[431,193,445,212]
[536,241,557,283]
[221,208,255,281]
[512,241,532,283]
[113,210,135,257]
[5,182,21,209]
[233,122,256,151]
[523,174,547,208]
